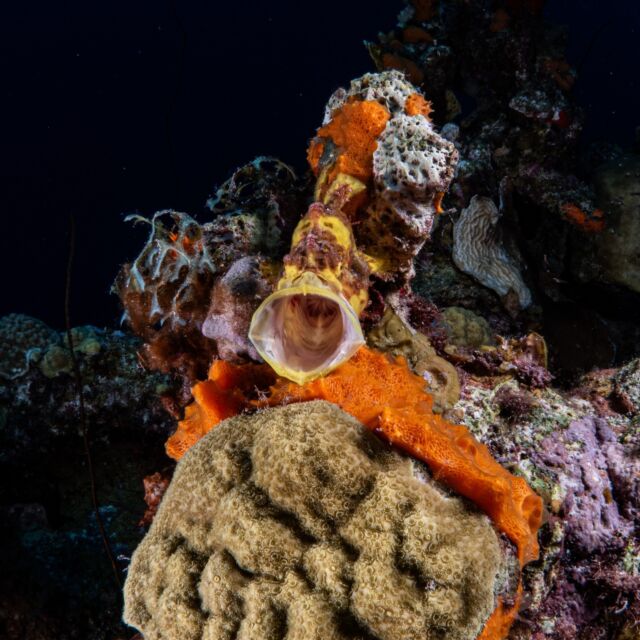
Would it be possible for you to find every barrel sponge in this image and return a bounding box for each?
[124,401,508,640]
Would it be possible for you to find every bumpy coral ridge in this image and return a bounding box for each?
[126,400,505,640]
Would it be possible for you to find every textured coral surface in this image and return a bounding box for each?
[125,401,506,640]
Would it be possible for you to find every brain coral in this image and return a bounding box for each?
[124,400,508,640]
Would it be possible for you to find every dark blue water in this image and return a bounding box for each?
[1,0,638,328]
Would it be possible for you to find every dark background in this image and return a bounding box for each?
[1,0,639,330]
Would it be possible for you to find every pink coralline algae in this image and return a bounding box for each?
[534,416,638,554]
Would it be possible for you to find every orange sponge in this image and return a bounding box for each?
[405,92,433,119]
[165,360,274,460]
[307,99,390,184]
[560,202,605,233]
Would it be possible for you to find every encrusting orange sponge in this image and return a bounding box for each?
[405,92,433,119]
[165,360,274,460]
[560,202,605,233]
[166,346,542,639]
[307,99,390,185]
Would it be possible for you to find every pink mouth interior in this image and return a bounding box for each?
[271,294,345,372]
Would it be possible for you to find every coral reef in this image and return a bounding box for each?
[309,70,458,280]
[170,346,542,584]
[0,313,60,380]
[364,0,640,371]
[447,365,640,639]
[0,315,177,638]
[115,158,307,380]
[7,5,635,640]
[452,196,531,311]
[446,332,552,389]
[125,400,510,640]
[0,317,178,461]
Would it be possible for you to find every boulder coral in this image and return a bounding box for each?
[125,401,510,640]
[165,346,543,637]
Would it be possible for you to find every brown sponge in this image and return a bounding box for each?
[124,400,506,640]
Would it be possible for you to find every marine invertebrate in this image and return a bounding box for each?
[139,471,172,528]
[360,111,458,276]
[367,307,460,412]
[125,401,510,640]
[441,306,494,348]
[308,99,391,188]
[309,71,458,279]
[114,211,220,378]
[165,359,274,461]
[559,202,605,233]
[452,196,532,310]
[249,200,371,384]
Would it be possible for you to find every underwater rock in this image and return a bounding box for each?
[450,368,640,639]
[124,400,511,640]
[452,196,532,311]
[446,332,551,389]
[571,153,640,294]
[0,319,178,461]
[0,313,60,380]
[533,416,635,554]
[0,318,176,639]
[205,156,306,259]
